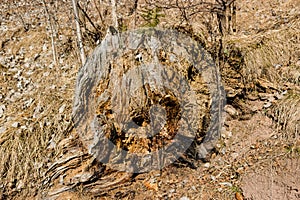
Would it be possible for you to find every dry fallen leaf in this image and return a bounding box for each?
[144,181,158,191]
[235,192,243,200]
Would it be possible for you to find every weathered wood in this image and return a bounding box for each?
[73,28,225,170]
[44,28,225,198]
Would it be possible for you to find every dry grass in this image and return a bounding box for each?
[0,0,299,199]
[224,16,300,89]
[0,23,78,197]
[0,71,75,197]
[268,91,300,143]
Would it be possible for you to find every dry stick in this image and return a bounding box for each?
[232,1,237,33]
[72,0,86,66]
[93,0,104,24]
[14,11,29,32]
[77,3,99,32]
[42,0,58,66]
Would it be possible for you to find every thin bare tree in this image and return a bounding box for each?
[41,0,58,66]
[215,0,236,36]
[72,0,86,65]
[111,0,118,29]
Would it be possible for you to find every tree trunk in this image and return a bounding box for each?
[43,28,225,198]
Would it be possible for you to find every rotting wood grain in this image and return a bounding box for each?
[44,28,226,198]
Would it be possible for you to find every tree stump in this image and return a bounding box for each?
[44,28,225,198]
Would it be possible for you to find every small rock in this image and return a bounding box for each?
[231,152,239,159]
[59,58,64,64]
[169,54,176,62]
[46,121,52,126]
[203,163,210,168]
[16,180,24,190]
[79,172,94,183]
[59,175,64,185]
[220,147,226,155]
[275,90,288,100]
[60,85,67,91]
[0,127,6,134]
[273,64,282,70]
[263,102,272,108]
[267,96,275,102]
[225,105,239,117]
[281,90,288,95]
[20,125,27,130]
[180,196,190,200]
[43,71,50,77]
[258,93,273,100]
[47,138,56,149]
[59,104,66,114]
[26,69,33,75]
[12,122,19,128]
[236,167,244,173]
[211,175,216,181]
[226,88,238,98]
[17,81,23,89]
[227,131,232,138]
[33,103,42,118]
[42,43,48,51]
[219,182,233,187]
[169,189,175,193]
[10,92,22,102]
[247,94,259,101]
[48,63,54,69]
[275,92,284,100]
[221,127,232,138]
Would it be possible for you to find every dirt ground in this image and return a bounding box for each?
[0,0,299,199]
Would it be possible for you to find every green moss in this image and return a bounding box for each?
[141,7,165,27]
[230,185,242,193]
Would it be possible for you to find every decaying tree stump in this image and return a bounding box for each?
[43,28,225,198]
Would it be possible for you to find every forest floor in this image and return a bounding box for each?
[0,0,299,199]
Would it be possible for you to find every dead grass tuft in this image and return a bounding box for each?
[224,17,300,89]
[268,91,300,141]
[0,67,76,197]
